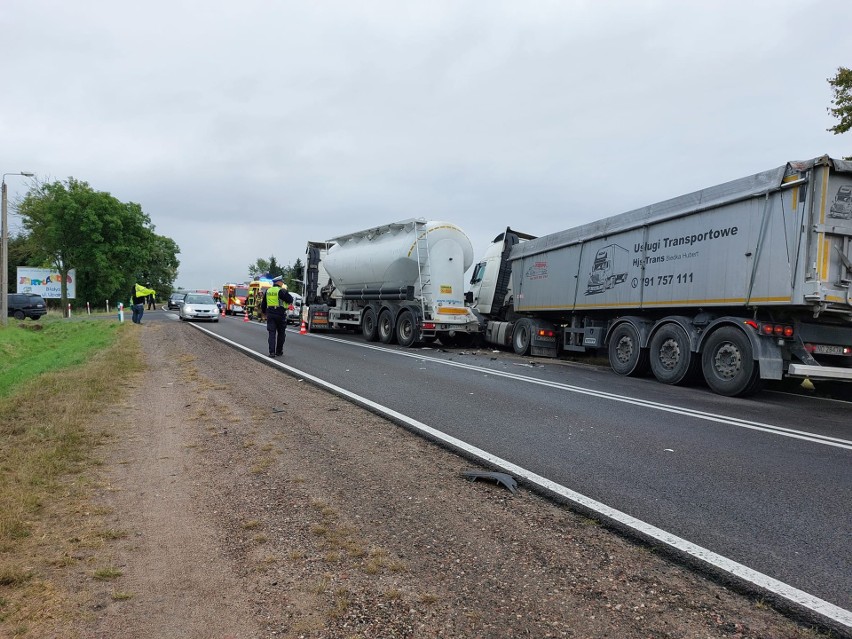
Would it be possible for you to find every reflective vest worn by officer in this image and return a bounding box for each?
[262,280,293,357]
[263,284,292,317]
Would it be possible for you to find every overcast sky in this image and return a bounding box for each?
[2,0,849,291]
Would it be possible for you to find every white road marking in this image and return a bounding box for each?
[311,333,852,450]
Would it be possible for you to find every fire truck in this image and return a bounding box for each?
[221,283,249,316]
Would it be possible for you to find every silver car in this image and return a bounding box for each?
[179,293,220,322]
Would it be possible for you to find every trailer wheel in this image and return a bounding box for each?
[608,323,648,376]
[378,309,396,344]
[362,308,379,342]
[396,309,417,347]
[701,327,763,397]
[649,324,699,385]
[512,318,532,355]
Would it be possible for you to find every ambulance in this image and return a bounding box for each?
[245,279,272,320]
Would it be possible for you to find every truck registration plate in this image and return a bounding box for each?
[813,344,846,355]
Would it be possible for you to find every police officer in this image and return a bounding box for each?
[261,275,293,357]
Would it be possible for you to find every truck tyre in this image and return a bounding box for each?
[649,324,698,385]
[608,323,648,376]
[378,309,396,344]
[13,310,25,321]
[395,309,418,347]
[362,308,379,342]
[701,326,763,397]
[512,318,532,355]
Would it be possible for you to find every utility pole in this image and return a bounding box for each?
[1,171,35,327]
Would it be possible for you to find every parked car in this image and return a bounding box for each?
[286,294,303,324]
[179,293,220,322]
[167,292,187,310]
[7,293,48,320]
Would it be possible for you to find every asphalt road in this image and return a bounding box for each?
[151,309,852,617]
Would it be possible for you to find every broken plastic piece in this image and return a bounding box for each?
[462,470,517,494]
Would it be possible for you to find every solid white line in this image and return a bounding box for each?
[311,333,852,450]
[191,323,851,630]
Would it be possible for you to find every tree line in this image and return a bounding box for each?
[10,178,179,311]
[247,256,304,294]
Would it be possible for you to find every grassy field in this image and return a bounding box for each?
[0,315,143,635]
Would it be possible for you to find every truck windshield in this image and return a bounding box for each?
[470,262,486,284]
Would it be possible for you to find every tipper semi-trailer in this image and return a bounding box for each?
[302,218,480,346]
[468,155,852,397]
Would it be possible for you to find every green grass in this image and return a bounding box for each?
[0,316,123,399]
[0,316,142,634]
[92,568,123,581]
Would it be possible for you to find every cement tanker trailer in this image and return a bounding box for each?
[469,155,852,397]
[303,218,480,347]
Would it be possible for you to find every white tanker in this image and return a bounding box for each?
[302,219,480,347]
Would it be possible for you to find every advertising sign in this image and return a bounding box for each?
[17,267,76,299]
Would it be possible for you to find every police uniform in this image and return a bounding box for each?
[261,278,293,357]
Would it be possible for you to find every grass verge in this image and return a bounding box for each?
[0,317,143,635]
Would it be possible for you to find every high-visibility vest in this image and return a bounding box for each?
[266,286,284,309]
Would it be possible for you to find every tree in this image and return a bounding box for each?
[5,231,48,296]
[288,258,304,292]
[827,66,852,159]
[18,177,180,310]
[268,256,283,279]
[248,258,270,279]
[138,232,181,303]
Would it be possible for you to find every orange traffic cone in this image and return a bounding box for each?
[243,310,250,323]
[299,321,307,335]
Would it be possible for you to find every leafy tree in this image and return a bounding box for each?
[139,233,180,303]
[5,231,47,296]
[827,66,852,159]
[247,256,303,293]
[248,258,270,279]
[17,177,179,310]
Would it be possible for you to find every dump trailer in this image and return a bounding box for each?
[302,218,479,346]
[469,155,852,396]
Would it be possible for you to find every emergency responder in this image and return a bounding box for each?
[261,275,293,357]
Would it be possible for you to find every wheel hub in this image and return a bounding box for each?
[615,337,634,364]
[713,343,742,380]
[659,339,680,371]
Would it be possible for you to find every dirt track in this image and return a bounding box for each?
[56,320,829,638]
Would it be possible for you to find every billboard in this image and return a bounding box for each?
[17,267,76,299]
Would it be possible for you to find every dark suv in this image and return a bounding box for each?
[7,293,48,320]
[167,292,186,310]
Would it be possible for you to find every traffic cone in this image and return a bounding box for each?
[299,321,307,335]
[243,310,250,322]
[220,305,225,317]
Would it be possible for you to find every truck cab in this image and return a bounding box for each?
[468,227,536,320]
